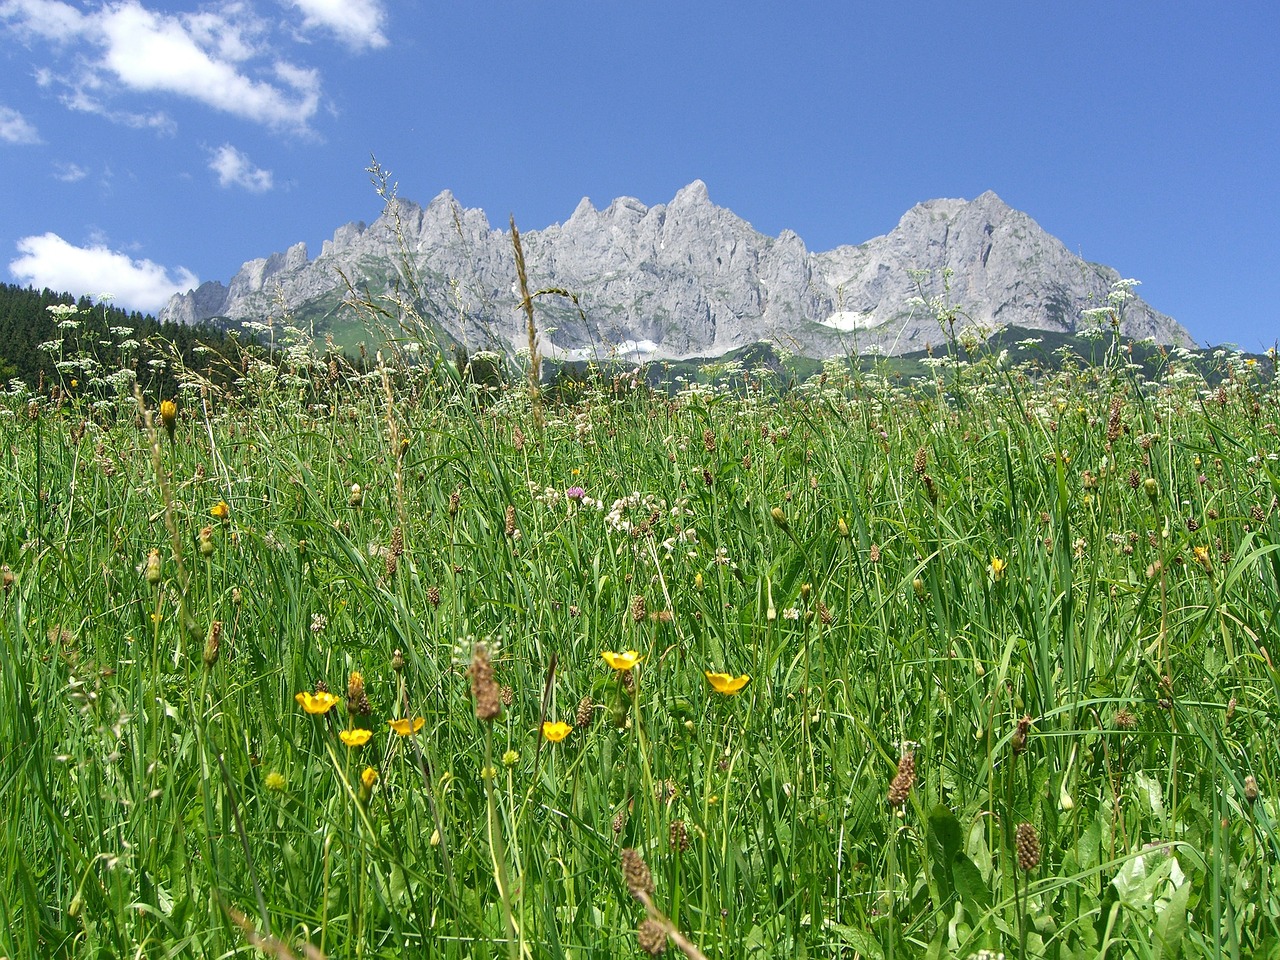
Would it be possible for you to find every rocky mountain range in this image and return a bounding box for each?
[160,182,1195,359]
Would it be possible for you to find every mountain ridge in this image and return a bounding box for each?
[160,183,1194,358]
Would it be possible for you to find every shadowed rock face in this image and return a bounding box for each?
[161,183,1193,358]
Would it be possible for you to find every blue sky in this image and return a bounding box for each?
[1,0,1276,350]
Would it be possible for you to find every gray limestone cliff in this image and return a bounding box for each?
[161,183,1194,358]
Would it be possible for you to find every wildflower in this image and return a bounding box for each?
[836,517,850,538]
[340,728,373,747]
[160,399,177,441]
[210,500,230,520]
[502,748,520,767]
[770,506,788,529]
[348,483,363,507]
[1193,545,1213,572]
[358,765,378,804]
[566,486,586,501]
[631,594,647,622]
[388,717,425,736]
[989,556,1007,582]
[575,695,594,727]
[705,671,750,694]
[694,572,704,591]
[144,548,162,586]
[541,720,573,743]
[602,650,643,671]
[264,771,286,792]
[295,690,340,714]
[198,525,215,557]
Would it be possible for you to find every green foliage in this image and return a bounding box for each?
[0,326,1278,958]
[0,283,255,398]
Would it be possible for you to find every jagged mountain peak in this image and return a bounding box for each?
[671,179,711,206]
[160,186,1194,358]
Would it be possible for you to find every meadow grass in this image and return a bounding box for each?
[0,311,1278,959]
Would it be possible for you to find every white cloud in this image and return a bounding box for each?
[98,2,320,129]
[209,143,273,192]
[60,88,176,134]
[0,0,89,42]
[0,105,41,144]
[288,0,387,50]
[10,233,198,313]
[52,161,87,182]
[1,0,322,131]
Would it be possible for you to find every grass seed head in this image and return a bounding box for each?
[202,621,222,667]
[621,847,654,898]
[1015,822,1041,871]
[637,917,667,955]
[1011,715,1031,755]
[888,752,916,807]
[469,642,501,722]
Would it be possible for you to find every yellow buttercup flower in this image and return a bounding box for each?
[541,720,572,743]
[361,766,378,790]
[602,650,642,671]
[388,717,425,736]
[340,728,372,747]
[989,556,1007,582]
[295,690,340,714]
[705,671,751,695]
[210,500,230,520]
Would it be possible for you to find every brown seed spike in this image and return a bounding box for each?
[469,643,501,722]
[637,917,667,955]
[1015,822,1041,871]
[888,752,916,807]
[621,847,654,899]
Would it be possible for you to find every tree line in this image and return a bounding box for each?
[0,283,258,399]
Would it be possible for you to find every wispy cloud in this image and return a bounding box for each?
[287,0,387,50]
[58,87,176,134]
[209,143,273,192]
[52,161,87,182]
[0,105,41,144]
[1,0,324,132]
[9,232,198,313]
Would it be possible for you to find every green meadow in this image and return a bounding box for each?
[1,299,1277,959]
